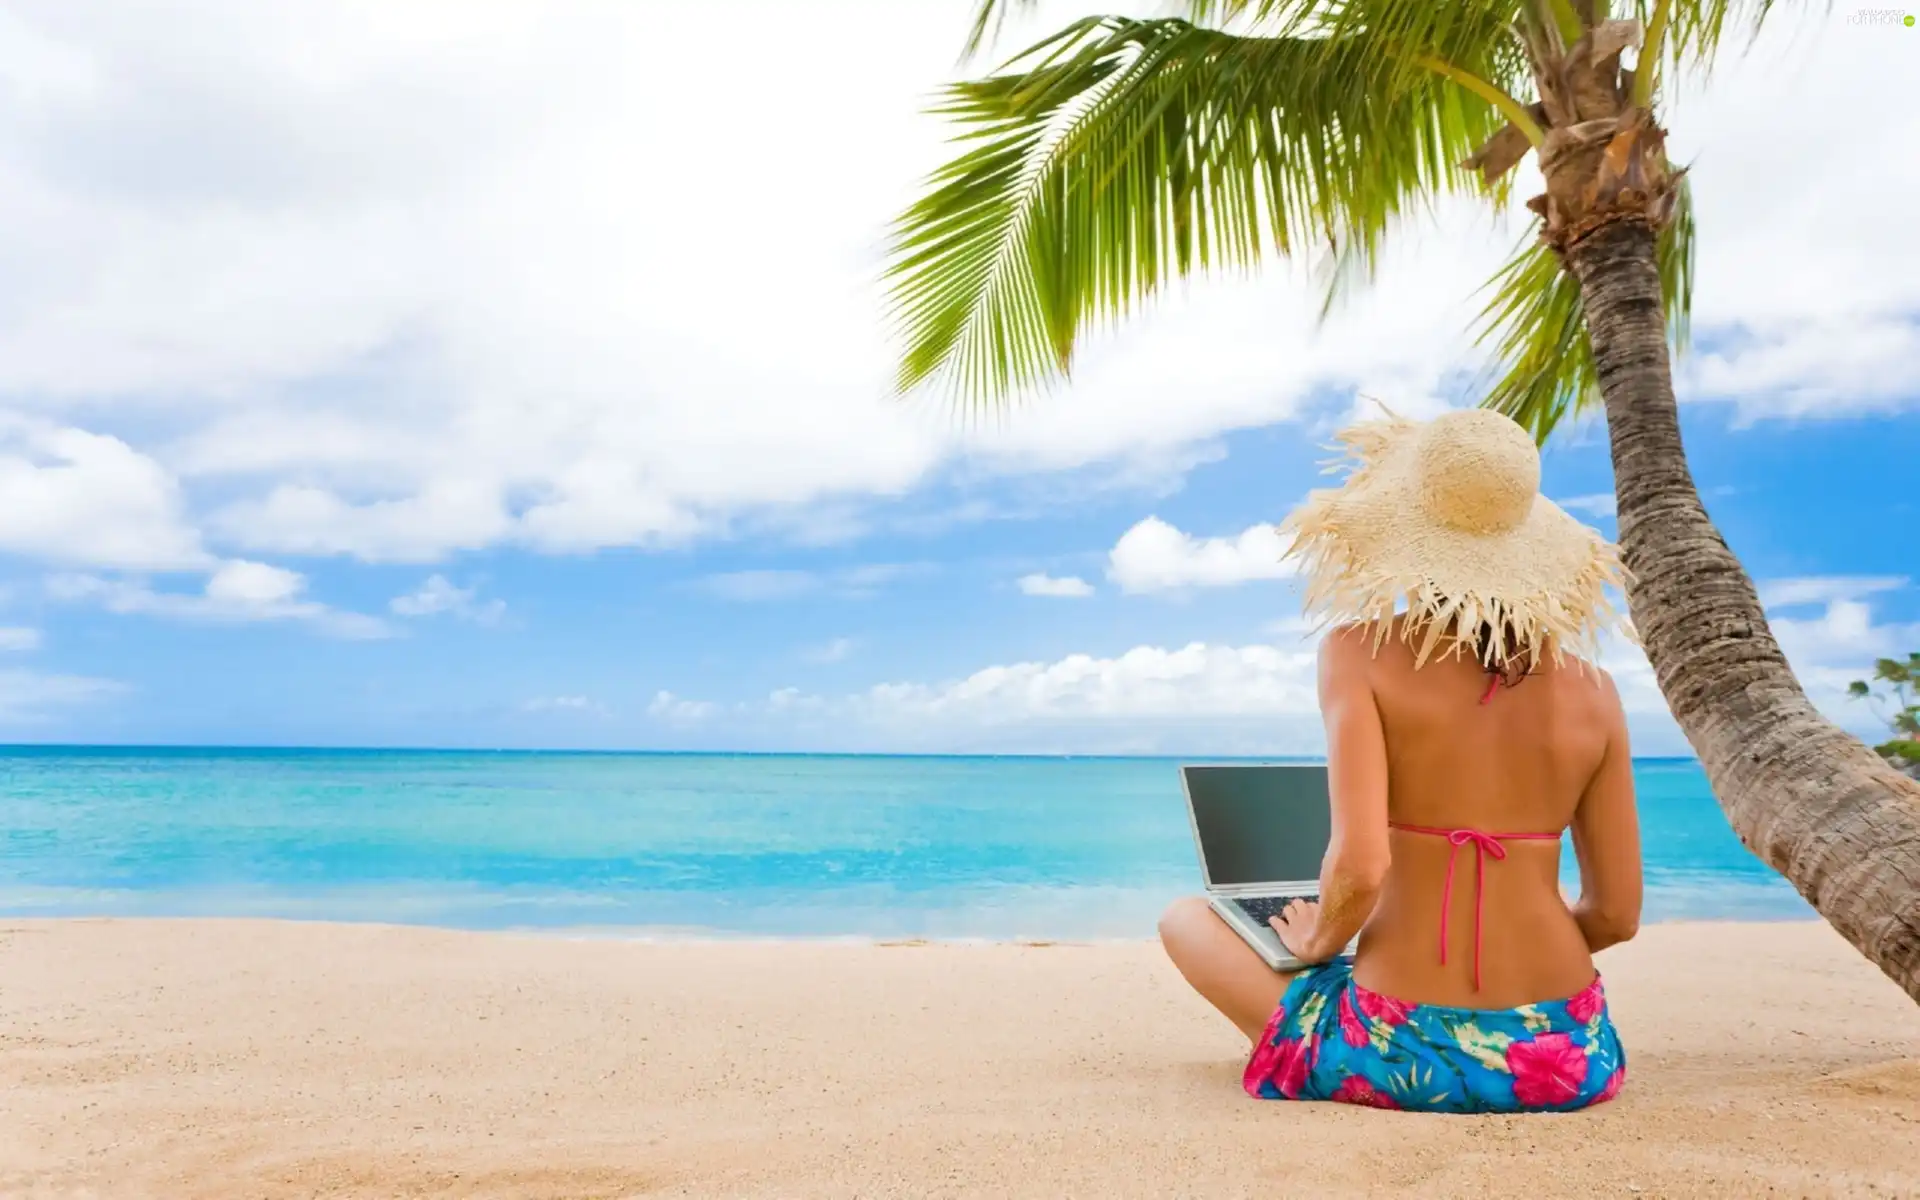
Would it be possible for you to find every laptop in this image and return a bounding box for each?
[1179,763,1358,971]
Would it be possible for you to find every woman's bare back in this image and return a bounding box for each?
[1346,620,1632,1009]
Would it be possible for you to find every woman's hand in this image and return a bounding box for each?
[1268,899,1334,964]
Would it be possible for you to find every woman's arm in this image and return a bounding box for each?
[1569,671,1643,953]
[1279,629,1390,962]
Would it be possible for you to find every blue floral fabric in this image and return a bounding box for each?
[1243,958,1626,1114]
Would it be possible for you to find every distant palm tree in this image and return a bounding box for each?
[883,0,1920,1001]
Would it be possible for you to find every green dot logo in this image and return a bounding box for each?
[1907,13,1916,25]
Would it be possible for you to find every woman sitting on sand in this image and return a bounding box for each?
[1159,408,1640,1114]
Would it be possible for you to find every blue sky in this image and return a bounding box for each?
[0,2,1915,755]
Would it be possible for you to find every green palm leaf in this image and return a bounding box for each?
[1475,176,1694,442]
[887,9,1522,410]
[961,1,1318,60]
[920,0,1787,437]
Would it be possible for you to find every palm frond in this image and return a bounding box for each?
[961,0,1042,61]
[1656,0,1791,62]
[1659,167,1696,351]
[888,8,1524,409]
[965,0,1335,56]
[1475,175,1694,441]
[1630,0,1812,104]
[933,0,1743,423]
[1474,240,1596,442]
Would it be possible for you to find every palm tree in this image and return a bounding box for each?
[882,0,1920,1001]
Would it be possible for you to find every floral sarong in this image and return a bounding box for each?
[1244,958,1626,1114]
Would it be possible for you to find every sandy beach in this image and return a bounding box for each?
[1,920,1916,1199]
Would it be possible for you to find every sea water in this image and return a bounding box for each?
[0,748,1808,937]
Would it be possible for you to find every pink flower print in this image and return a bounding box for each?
[1566,978,1606,1025]
[1505,1032,1589,1108]
[1244,1032,1314,1099]
[1355,985,1414,1028]
[1596,1064,1627,1104]
[1243,1035,1282,1096]
[1337,989,1371,1048]
[1332,1075,1401,1110]
[1271,1036,1313,1098]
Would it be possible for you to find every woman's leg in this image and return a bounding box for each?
[1157,896,1296,1044]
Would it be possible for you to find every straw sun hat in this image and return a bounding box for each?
[1278,407,1629,672]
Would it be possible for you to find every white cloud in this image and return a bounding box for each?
[1107,516,1293,594]
[647,690,717,723]
[694,563,931,602]
[205,482,516,565]
[1773,599,1917,674]
[1768,597,1920,736]
[1759,576,1907,610]
[390,574,505,623]
[754,639,1328,754]
[0,414,208,570]
[0,667,125,723]
[1265,615,1319,641]
[697,570,819,602]
[206,560,305,606]
[522,694,606,716]
[1657,18,1920,420]
[0,4,1902,568]
[734,575,1916,754]
[47,561,392,639]
[1558,494,1618,519]
[1562,589,1919,742]
[1592,633,1686,723]
[1017,573,1094,598]
[0,627,42,652]
[855,641,1323,723]
[0,1,954,565]
[801,636,857,664]
[1679,317,1920,420]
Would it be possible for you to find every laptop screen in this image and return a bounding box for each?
[1182,764,1331,887]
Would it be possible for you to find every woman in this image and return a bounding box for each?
[1158,408,1641,1114]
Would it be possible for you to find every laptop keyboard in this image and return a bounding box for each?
[1228,894,1318,927]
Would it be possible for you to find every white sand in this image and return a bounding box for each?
[2,919,1916,1199]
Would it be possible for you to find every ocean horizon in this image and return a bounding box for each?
[0,744,1710,760]
[0,746,1807,938]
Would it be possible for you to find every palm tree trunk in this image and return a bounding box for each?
[1565,219,1920,1003]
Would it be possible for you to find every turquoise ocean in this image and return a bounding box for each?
[0,748,1808,937]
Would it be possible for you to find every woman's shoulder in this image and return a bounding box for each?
[1318,621,1389,673]
[1320,618,1397,650]
[1320,617,1432,668]
[1547,655,1627,717]
[1537,650,1619,689]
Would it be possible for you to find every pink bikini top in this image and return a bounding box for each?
[1388,672,1562,992]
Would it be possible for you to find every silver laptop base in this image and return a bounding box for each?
[1209,894,1359,973]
